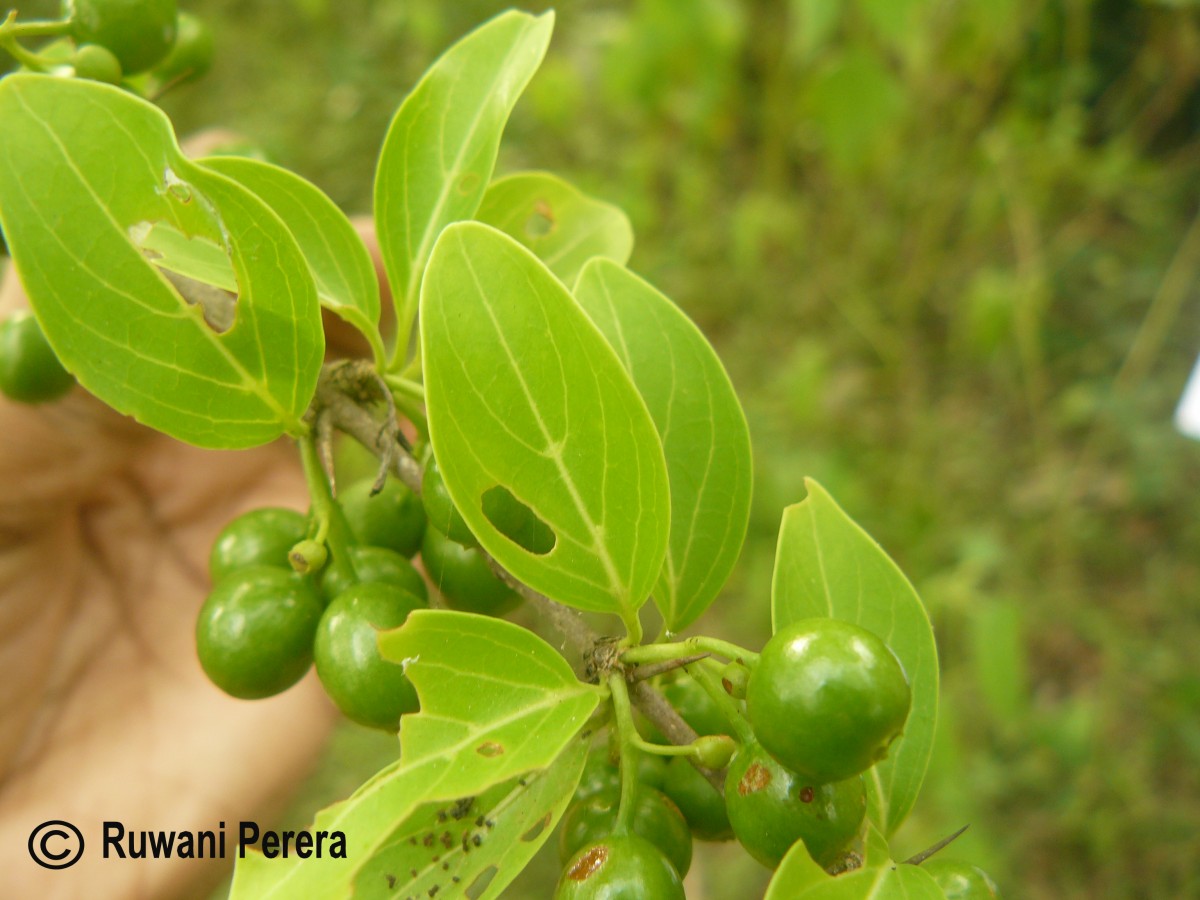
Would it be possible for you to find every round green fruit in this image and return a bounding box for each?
[661,671,731,737]
[320,544,428,605]
[65,0,178,74]
[661,755,733,842]
[420,455,476,546]
[574,750,666,804]
[149,11,213,86]
[339,476,426,559]
[920,858,1003,899]
[635,751,668,791]
[559,785,692,877]
[208,507,307,584]
[724,744,865,870]
[555,834,684,900]
[420,526,520,616]
[0,312,74,404]
[71,43,122,83]
[747,617,910,783]
[574,753,621,804]
[195,566,323,700]
[314,582,425,730]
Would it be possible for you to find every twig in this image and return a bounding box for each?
[314,366,726,790]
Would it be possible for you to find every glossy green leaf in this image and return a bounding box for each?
[421,223,671,623]
[476,172,634,286]
[772,479,938,836]
[575,259,752,630]
[0,75,321,448]
[379,610,601,792]
[766,825,945,899]
[374,10,553,348]
[350,736,588,899]
[230,611,597,899]
[203,155,384,362]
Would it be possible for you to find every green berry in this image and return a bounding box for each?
[149,11,213,86]
[661,755,733,841]
[559,785,692,877]
[319,544,428,605]
[661,671,731,737]
[724,743,865,870]
[71,43,123,83]
[339,476,426,559]
[208,507,308,584]
[420,455,476,546]
[555,834,684,900]
[0,312,74,404]
[313,582,425,730]
[420,525,520,616]
[747,617,910,783]
[195,566,323,700]
[66,0,178,75]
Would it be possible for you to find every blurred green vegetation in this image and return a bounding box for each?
[11,0,1200,896]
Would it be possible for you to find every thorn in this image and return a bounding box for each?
[627,654,711,683]
[903,824,970,866]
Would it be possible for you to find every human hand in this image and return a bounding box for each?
[0,204,389,899]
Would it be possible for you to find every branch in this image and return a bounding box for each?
[316,368,727,793]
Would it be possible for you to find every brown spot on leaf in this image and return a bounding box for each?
[800,786,815,803]
[524,201,556,238]
[567,845,610,882]
[477,741,505,757]
[457,172,481,195]
[739,762,772,796]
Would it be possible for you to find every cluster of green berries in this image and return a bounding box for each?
[195,454,530,732]
[554,621,1001,897]
[61,0,213,88]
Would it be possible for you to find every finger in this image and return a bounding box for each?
[0,262,148,528]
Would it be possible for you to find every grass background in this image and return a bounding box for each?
[11,0,1200,896]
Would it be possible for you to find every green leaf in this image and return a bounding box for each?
[0,75,321,448]
[772,479,938,836]
[230,611,598,899]
[350,737,588,899]
[766,825,945,899]
[379,610,602,793]
[575,259,752,630]
[764,836,831,897]
[202,155,384,364]
[476,171,634,286]
[421,222,671,623]
[374,10,554,353]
